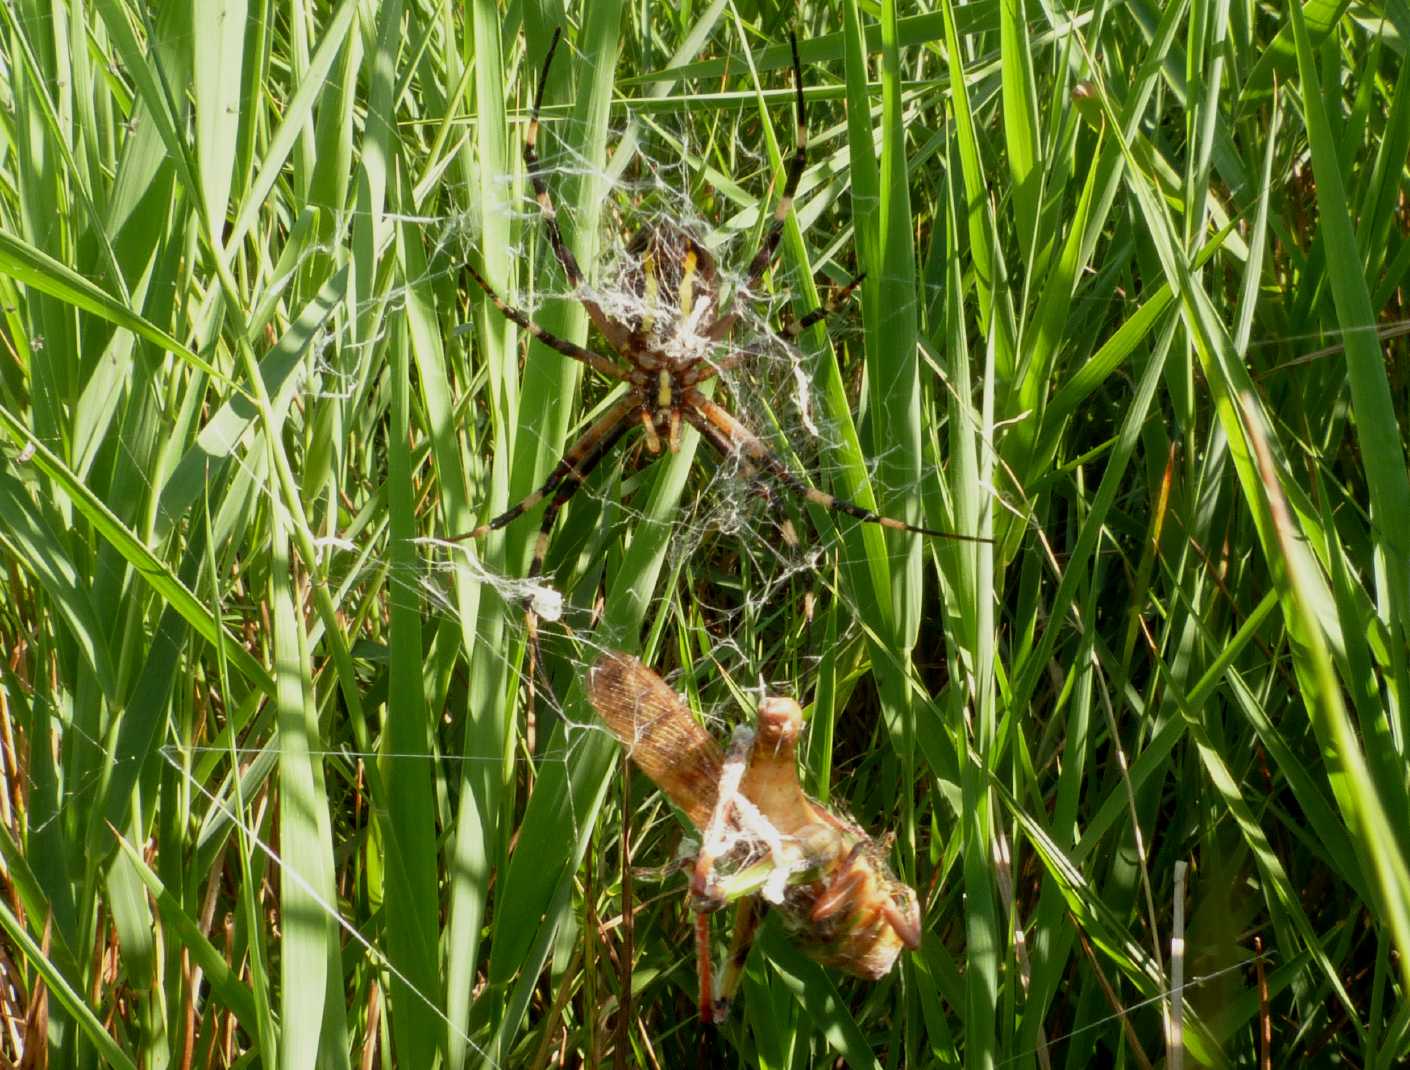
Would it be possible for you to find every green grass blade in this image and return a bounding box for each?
[192,0,246,232]
[0,230,223,381]
[382,272,443,1066]
[1289,2,1410,721]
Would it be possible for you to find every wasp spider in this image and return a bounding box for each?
[454,30,976,661]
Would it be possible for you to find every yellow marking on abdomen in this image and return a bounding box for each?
[678,249,697,313]
[642,253,658,332]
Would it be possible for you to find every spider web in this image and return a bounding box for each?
[448,84,991,996]
[28,683,1271,1070]
[420,94,947,678]
[0,8,1357,1067]
[6,71,965,1070]
[399,98,958,1050]
[11,91,1280,1059]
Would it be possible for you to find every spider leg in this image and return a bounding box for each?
[525,29,633,352]
[682,409,800,545]
[451,395,635,716]
[684,392,989,542]
[521,398,638,579]
[680,270,867,390]
[781,270,866,339]
[704,33,808,343]
[463,261,631,383]
[450,394,640,542]
[741,33,808,286]
[519,400,636,707]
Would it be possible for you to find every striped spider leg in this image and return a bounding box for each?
[586,651,922,1058]
[453,31,984,703]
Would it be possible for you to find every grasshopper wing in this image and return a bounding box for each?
[588,651,723,831]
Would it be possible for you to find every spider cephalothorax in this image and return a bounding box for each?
[601,224,729,454]
[453,29,981,671]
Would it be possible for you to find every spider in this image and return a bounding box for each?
[586,650,921,1054]
[453,30,976,660]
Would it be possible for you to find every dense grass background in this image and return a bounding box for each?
[2,0,1409,1066]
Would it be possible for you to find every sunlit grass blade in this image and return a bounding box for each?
[1242,394,1410,995]
[2,4,1407,1066]
[1289,1,1410,707]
